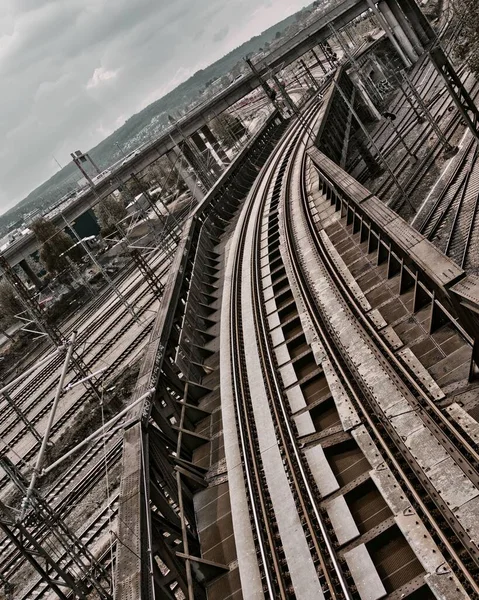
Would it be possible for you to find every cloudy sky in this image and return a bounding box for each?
[0,0,309,214]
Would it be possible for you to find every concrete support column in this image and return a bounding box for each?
[378,0,419,62]
[245,57,286,117]
[387,0,424,55]
[311,47,327,74]
[200,124,230,167]
[190,130,222,177]
[166,147,204,204]
[399,0,435,46]
[180,140,214,189]
[271,74,296,117]
[366,0,412,67]
[19,258,42,290]
[349,71,382,121]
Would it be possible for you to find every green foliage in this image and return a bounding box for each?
[30,217,81,275]
[94,195,128,237]
[0,279,24,318]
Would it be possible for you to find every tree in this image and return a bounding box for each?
[452,0,479,75]
[94,195,128,237]
[142,164,163,188]
[30,217,82,275]
[0,279,24,319]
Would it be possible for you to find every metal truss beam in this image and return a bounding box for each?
[429,47,479,142]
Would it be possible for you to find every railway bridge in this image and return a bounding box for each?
[109,2,479,599]
[3,1,479,599]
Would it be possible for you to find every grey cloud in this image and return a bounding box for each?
[213,26,230,43]
[0,0,308,214]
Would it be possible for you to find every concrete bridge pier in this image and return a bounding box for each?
[395,0,479,140]
[180,139,216,190]
[378,0,419,62]
[386,0,424,56]
[397,0,436,47]
[190,130,223,178]
[19,259,43,290]
[200,124,231,167]
[166,147,205,204]
[366,0,412,67]
[349,71,382,121]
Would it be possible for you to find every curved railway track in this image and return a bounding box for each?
[226,79,479,597]
[282,124,479,594]
[226,96,361,598]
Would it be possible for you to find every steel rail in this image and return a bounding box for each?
[281,142,479,595]
[228,118,301,599]
[249,104,353,599]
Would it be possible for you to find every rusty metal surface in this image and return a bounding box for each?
[307,147,466,292]
[115,423,145,600]
[450,274,479,307]
[115,113,287,600]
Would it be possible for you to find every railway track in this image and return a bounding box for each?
[282,120,479,594]
[1,251,166,414]
[0,252,167,451]
[0,435,122,580]
[381,72,478,205]
[0,255,141,385]
[0,314,153,486]
[226,96,357,598]
[225,77,479,596]
[0,251,165,590]
[415,138,479,271]
[0,224,174,596]
[0,252,166,594]
[17,494,118,600]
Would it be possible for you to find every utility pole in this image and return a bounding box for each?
[1,456,112,600]
[128,173,181,250]
[312,46,328,74]
[52,155,63,170]
[115,141,126,157]
[0,384,41,442]
[71,150,101,181]
[401,72,457,156]
[300,59,321,93]
[70,151,174,317]
[169,118,215,190]
[271,73,296,116]
[245,57,285,117]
